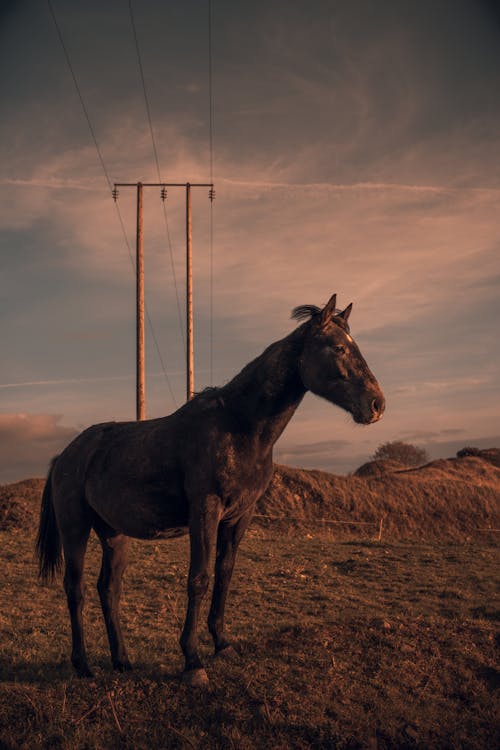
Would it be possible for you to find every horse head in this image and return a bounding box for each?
[294,293,385,425]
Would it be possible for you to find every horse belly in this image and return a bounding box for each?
[87,482,188,540]
[117,509,188,539]
[150,526,189,541]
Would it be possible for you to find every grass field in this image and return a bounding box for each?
[0,517,498,749]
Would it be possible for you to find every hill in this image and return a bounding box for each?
[0,477,44,532]
[1,449,499,541]
[259,449,500,541]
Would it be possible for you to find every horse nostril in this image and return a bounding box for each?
[371,397,382,417]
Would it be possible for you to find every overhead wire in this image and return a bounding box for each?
[128,0,186,352]
[46,0,177,409]
[47,0,112,194]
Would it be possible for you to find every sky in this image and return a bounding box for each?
[1,0,500,482]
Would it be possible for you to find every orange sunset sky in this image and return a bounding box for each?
[1,0,499,481]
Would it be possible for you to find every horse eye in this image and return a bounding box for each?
[334,345,346,354]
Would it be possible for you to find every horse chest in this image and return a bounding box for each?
[215,447,273,511]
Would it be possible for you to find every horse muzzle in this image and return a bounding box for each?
[353,392,385,425]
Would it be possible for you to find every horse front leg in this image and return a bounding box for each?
[180,496,220,687]
[208,507,254,658]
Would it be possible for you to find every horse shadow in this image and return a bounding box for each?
[0,656,180,686]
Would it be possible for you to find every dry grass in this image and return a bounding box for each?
[259,451,500,541]
[2,448,499,541]
[353,458,406,477]
[0,478,43,532]
[0,450,499,748]
[0,526,499,747]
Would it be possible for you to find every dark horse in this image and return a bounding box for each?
[36,294,385,687]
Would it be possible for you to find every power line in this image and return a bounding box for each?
[46,0,177,409]
[128,0,185,352]
[47,0,112,194]
[128,0,163,182]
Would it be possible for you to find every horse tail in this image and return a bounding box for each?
[36,456,63,581]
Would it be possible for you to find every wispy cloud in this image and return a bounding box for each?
[394,378,490,395]
[0,375,134,389]
[0,177,98,191]
[279,438,352,457]
[221,177,500,196]
[0,367,223,390]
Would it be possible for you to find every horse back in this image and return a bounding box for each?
[51,403,274,537]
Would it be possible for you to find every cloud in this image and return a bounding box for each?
[278,439,352,457]
[0,414,78,483]
[394,379,489,396]
[0,375,135,389]
[1,0,499,479]
[397,427,466,442]
[2,97,500,336]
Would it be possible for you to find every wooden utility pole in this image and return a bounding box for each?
[113,181,214,412]
[186,183,194,400]
[136,182,145,420]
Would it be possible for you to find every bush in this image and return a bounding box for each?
[372,441,429,467]
[457,446,482,458]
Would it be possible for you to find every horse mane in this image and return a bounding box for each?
[291,304,322,322]
[193,386,225,408]
[291,304,345,321]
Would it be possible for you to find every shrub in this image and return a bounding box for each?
[372,441,429,467]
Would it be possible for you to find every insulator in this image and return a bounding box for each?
[160,187,168,202]
[209,187,216,202]
[112,187,119,202]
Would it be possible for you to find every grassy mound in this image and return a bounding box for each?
[1,449,499,541]
[0,478,43,531]
[353,458,407,477]
[457,446,500,467]
[259,450,500,541]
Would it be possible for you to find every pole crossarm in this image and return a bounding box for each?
[113,181,216,206]
[114,182,214,187]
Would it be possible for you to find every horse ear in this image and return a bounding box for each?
[338,303,353,321]
[320,294,337,327]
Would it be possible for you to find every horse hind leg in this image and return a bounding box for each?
[95,529,132,672]
[61,523,92,677]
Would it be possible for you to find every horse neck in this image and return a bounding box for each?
[221,325,307,448]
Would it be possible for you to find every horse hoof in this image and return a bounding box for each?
[75,665,94,679]
[215,645,238,661]
[181,668,209,688]
[113,660,133,673]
